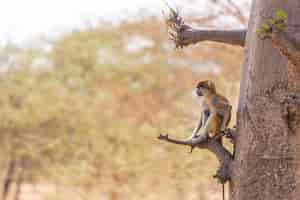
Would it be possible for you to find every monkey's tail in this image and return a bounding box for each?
[222,183,225,200]
[218,137,223,145]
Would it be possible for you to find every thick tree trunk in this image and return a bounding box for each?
[232,1,300,200]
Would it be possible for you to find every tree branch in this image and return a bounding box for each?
[179,28,247,47]
[164,5,247,48]
[209,0,248,25]
[224,0,248,25]
[158,133,233,183]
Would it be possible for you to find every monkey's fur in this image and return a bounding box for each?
[189,80,232,143]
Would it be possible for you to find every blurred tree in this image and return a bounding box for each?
[0,10,243,199]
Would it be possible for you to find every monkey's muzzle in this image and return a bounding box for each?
[196,88,203,96]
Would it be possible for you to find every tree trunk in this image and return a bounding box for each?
[232,1,300,200]
[2,158,16,200]
[14,159,25,200]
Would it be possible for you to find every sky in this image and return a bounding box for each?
[0,0,249,45]
[0,0,177,44]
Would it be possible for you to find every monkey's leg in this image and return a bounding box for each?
[205,115,222,138]
[220,105,232,131]
[204,115,223,144]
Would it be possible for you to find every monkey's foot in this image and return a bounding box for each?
[213,161,231,184]
[223,127,237,143]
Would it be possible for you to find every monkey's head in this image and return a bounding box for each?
[195,80,216,97]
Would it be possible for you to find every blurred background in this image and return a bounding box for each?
[0,0,250,199]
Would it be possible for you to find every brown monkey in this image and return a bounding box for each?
[189,80,232,143]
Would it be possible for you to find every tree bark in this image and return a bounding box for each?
[14,159,25,200]
[181,29,246,47]
[232,1,300,200]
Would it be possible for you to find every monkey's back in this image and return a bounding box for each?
[205,93,231,127]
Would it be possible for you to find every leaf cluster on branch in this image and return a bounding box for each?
[257,9,300,67]
[257,9,288,40]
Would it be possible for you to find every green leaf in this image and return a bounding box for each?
[275,23,286,31]
[261,23,270,31]
[256,29,261,34]
[267,18,275,25]
[276,9,288,20]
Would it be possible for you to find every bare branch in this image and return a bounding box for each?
[158,133,208,147]
[208,0,248,25]
[185,28,247,47]
[225,0,248,25]
[164,7,247,47]
[158,133,233,183]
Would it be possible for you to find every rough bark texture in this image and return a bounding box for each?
[271,31,300,90]
[181,29,246,47]
[232,1,300,200]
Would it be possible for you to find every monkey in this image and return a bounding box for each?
[189,80,232,143]
[190,80,232,200]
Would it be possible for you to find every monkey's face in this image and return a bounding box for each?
[195,80,216,97]
[195,86,207,97]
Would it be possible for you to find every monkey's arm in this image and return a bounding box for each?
[187,112,203,140]
[193,112,203,135]
[188,108,211,140]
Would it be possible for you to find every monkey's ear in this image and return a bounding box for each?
[207,80,216,92]
[206,80,214,87]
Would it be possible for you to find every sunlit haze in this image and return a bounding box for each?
[0,0,249,45]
